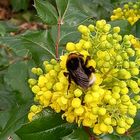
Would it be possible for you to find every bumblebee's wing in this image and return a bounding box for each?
[70,67,89,89]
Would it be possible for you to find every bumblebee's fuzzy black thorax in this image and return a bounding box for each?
[66,57,79,70]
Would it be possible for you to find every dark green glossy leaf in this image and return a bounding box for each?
[56,0,69,19]
[127,111,140,139]
[101,134,134,140]
[9,133,21,140]
[0,51,32,140]
[0,111,11,132]
[34,0,58,25]
[100,134,120,140]
[136,19,140,38]
[0,90,16,111]
[16,109,76,140]
[62,127,89,140]
[0,104,30,140]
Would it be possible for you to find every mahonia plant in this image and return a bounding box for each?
[111,2,140,25]
[28,20,140,135]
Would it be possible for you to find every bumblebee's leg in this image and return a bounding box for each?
[63,72,71,92]
[68,74,72,91]
[88,66,95,73]
[63,72,69,77]
[85,56,91,65]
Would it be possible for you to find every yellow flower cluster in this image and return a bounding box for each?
[111,2,140,25]
[28,20,140,135]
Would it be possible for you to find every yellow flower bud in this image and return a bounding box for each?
[113,27,120,33]
[83,118,93,127]
[84,94,93,103]
[104,117,111,125]
[74,89,83,97]
[66,42,76,51]
[99,123,108,132]
[43,91,52,99]
[38,76,46,87]
[30,105,38,113]
[54,82,63,91]
[32,85,40,94]
[45,64,53,72]
[83,41,92,49]
[28,112,35,121]
[93,124,102,135]
[28,78,37,85]
[31,67,37,74]
[74,106,84,116]
[88,24,94,31]
[78,25,89,34]
[116,126,126,134]
[66,113,75,123]
[98,108,106,115]
[61,96,68,105]
[72,98,81,108]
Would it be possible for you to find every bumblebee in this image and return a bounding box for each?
[64,53,96,90]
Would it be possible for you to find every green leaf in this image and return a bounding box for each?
[101,133,134,140]
[20,31,55,62]
[4,60,33,104]
[0,21,18,33]
[0,90,16,111]
[101,134,123,140]
[0,104,30,140]
[127,111,140,139]
[34,0,58,25]
[16,109,76,140]
[136,19,140,38]
[0,47,10,71]
[55,0,69,19]
[62,127,89,140]
[8,133,21,140]
[63,0,89,27]
[0,30,55,64]
[0,111,11,132]
[70,0,113,20]
[59,25,80,46]
[11,0,29,12]
[0,24,6,36]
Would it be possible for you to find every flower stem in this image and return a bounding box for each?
[55,17,61,61]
